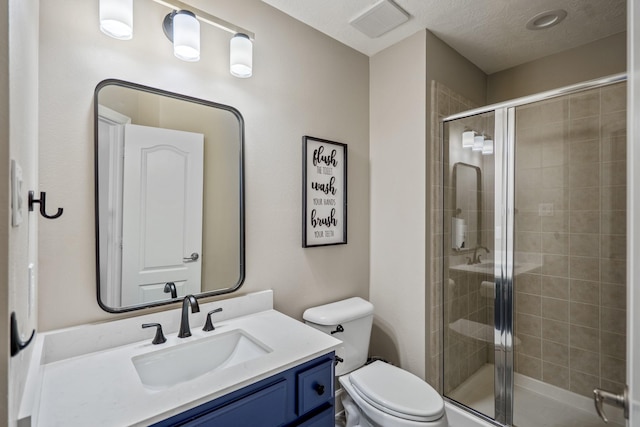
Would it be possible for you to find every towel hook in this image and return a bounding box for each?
[29,191,63,219]
[10,312,35,357]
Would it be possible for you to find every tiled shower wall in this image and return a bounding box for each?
[513,82,627,397]
[428,81,480,392]
[428,81,627,399]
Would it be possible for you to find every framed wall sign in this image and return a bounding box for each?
[302,135,347,247]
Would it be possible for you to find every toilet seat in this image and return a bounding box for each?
[347,361,444,422]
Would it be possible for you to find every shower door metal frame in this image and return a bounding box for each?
[441,72,627,427]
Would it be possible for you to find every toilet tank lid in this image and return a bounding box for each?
[303,297,373,325]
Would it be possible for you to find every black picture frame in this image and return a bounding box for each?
[302,135,347,247]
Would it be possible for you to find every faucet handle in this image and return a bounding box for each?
[203,308,223,332]
[142,323,167,345]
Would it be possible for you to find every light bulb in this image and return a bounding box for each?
[99,0,133,40]
[462,131,475,148]
[472,135,484,151]
[173,11,200,62]
[482,139,494,155]
[230,33,253,78]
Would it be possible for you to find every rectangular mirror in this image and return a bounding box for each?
[95,79,244,312]
[452,162,481,251]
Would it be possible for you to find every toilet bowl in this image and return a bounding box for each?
[303,298,447,427]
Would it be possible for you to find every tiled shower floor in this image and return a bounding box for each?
[448,364,624,427]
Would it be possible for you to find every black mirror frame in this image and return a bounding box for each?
[94,79,245,313]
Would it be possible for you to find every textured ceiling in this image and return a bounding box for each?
[261,0,626,74]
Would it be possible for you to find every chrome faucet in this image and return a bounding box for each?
[468,245,490,265]
[178,295,200,338]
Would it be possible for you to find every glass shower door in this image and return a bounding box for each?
[442,80,627,427]
[510,83,627,427]
[442,110,499,422]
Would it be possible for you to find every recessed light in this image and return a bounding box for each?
[526,9,567,30]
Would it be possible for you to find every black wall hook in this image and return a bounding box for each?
[29,191,63,219]
[11,312,35,357]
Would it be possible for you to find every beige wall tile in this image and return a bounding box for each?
[542,297,569,322]
[517,354,542,380]
[569,162,599,188]
[516,212,541,232]
[601,185,627,211]
[515,273,541,295]
[543,340,569,366]
[601,111,626,139]
[601,258,626,284]
[601,135,626,162]
[543,362,570,389]
[542,319,569,344]
[601,307,626,334]
[601,354,626,384]
[601,210,625,235]
[542,276,569,299]
[570,280,600,305]
[570,347,600,373]
[543,233,569,255]
[570,234,600,257]
[601,234,626,260]
[601,283,626,310]
[570,324,599,350]
[570,370,600,398]
[571,187,601,211]
[600,84,626,114]
[517,313,542,337]
[517,293,542,316]
[516,232,542,252]
[518,334,542,359]
[542,212,569,233]
[600,331,626,359]
[570,117,600,142]
[542,254,569,277]
[570,91,600,119]
[542,166,568,188]
[569,140,600,164]
[570,302,600,328]
[570,256,600,281]
[601,161,627,187]
[570,211,600,234]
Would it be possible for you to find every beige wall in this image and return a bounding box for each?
[487,32,626,103]
[369,31,427,378]
[6,0,39,424]
[426,31,487,108]
[38,0,370,330]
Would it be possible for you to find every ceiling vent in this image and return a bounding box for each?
[349,0,410,38]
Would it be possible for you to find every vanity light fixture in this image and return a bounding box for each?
[163,10,201,62]
[98,0,255,77]
[230,33,253,78]
[99,0,133,40]
[462,130,476,148]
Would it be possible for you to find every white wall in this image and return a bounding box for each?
[38,0,370,330]
[369,31,427,378]
[4,0,39,424]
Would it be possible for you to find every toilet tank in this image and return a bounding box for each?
[303,297,374,376]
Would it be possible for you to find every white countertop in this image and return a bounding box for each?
[20,291,341,426]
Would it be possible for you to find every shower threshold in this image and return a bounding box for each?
[448,364,624,427]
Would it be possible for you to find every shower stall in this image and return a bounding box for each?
[440,74,627,427]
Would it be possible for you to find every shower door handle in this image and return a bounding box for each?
[593,386,628,423]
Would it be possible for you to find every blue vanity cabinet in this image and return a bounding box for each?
[152,352,335,427]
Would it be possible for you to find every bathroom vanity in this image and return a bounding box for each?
[18,291,341,426]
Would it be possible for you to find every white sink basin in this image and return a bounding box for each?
[132,329,272,390]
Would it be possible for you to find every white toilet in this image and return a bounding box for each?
[303,297,447,427]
